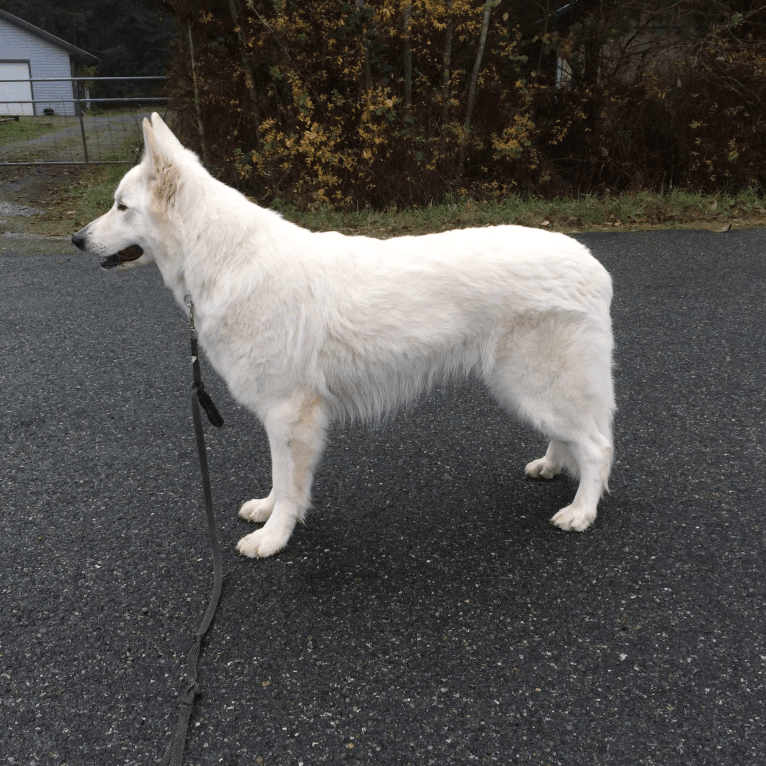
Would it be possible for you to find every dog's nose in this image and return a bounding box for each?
[72,230,86,250]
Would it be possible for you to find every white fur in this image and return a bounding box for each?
[73,113,615,558]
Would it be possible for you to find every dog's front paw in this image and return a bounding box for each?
[239,495,275,523]
[236,527,290,558]
[525,456,560,480]
[550,504,596,532]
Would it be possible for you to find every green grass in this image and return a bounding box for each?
[40,161,766,240]
[0,114,67,143]
[78,165,127,219]
[274,188,766,236]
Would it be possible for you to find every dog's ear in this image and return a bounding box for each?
[142,114,182,165]
[149,112,185,153]
[142,116,160,165]
[142,116,181,217]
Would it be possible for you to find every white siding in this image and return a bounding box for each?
[0,16,77,116]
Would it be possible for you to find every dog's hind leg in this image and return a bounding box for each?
[524,436,613,531]
[236,394,329,558]
[486,312,614,532]
[515,410,612,532]
[548,431,612,531]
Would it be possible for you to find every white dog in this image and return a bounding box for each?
[73,113,615,558]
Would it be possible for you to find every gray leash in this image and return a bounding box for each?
[161,294,225,766]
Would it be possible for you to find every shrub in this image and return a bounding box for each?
[159,0,766,207]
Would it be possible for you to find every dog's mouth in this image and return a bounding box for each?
[100,244,144,270]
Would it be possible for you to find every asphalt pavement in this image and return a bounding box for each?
[1,229,764,765]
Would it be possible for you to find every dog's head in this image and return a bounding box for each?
[72,113,193,269]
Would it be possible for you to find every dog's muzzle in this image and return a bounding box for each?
[99,245,144,270]
[71,229,144,269]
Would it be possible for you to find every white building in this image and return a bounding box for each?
[0,9,97,117]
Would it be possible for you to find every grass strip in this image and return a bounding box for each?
[7,162,766,240]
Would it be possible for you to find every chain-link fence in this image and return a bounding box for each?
[0,76,166,165]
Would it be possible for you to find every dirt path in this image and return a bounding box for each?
[0,165,94,254]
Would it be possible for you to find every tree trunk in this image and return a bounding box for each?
[439,0,454,149]
[403,1,413,112]
[356,0,372,92]
[187,21,210,167]
[456,0,494,186]
[536,0,551,72]
[441,0,453,108]
[227,0,260,144]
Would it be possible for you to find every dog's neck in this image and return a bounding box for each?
[149,244,189,316]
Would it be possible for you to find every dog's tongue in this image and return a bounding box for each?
[100,244,144,270]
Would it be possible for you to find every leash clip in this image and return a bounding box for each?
[184,292,197,337]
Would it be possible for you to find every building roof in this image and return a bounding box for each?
[0,9,98,64]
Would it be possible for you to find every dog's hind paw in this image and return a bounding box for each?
[550,504,596,532]
[239,494,275,523]
[236,527,289,558]
[525,456,560,480]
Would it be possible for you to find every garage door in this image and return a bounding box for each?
[0,61,34,116]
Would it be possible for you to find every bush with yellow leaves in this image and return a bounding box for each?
[159,0,766,208]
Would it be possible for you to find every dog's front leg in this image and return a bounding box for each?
[236,395,328,558]
[239,488,276,523]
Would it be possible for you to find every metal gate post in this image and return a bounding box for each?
[74,80,90,164]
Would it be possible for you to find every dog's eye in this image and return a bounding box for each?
[117,202,128,211]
